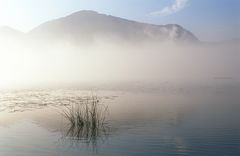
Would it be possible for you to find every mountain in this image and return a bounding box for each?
[29,10,199,44]
[0,26,23,38]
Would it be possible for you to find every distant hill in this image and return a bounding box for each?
[28,10,199,44]
[0,26,23,39]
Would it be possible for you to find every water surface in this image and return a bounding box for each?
[0,85,239,156]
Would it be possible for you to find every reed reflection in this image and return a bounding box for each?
[61,95,110,145]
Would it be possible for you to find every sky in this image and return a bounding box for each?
[0,0,239,41]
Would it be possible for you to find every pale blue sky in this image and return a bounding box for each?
[0,0,239,41]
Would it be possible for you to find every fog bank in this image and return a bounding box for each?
[0,36,239,90]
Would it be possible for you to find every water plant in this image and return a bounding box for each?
[61,94,109,142]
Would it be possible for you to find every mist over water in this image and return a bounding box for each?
[0,35,239,89]
[0,24,239,156]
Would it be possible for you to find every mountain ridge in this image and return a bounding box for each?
[28,10,199,44]
[0,10,199,44]
[0,26,23,36]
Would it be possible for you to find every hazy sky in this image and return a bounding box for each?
[0,0,239,41]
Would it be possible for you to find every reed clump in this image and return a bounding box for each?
[62,95,109,141]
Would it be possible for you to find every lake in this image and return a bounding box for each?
[0,84,239,156]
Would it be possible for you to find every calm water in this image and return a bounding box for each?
[0,85,239,156]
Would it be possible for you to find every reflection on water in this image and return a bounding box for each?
[61,94,111,151]
[0,86,239,156]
